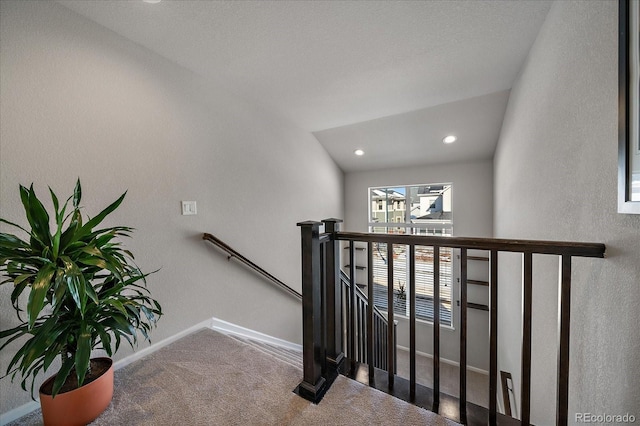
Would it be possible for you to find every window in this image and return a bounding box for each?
[368,184,453,326]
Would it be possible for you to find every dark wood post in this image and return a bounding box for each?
[322,219,345,373]
[349,243,356,372]
[367,241,375,383]
[295,221,326,403]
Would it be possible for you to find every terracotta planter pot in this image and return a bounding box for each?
[39,357,114,426]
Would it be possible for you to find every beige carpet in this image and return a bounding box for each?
[10,328,459,425]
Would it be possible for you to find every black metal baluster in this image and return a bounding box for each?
[460,248,468,424]
[433,246,441,412]
[557,255,572,426]
[521,252,533,426]
[357,297,362,362]
[373,316,378,368]
[349,244,356,372]
[409,244,416,401]
[345,283,351,363]
[384,321,388,370]
[489,250,498,425]
[387,243,395,389]
[367,241,375,382]
[320,242,326,378]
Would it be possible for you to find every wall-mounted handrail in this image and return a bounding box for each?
[295,219,605,426]
[202,233,302,301]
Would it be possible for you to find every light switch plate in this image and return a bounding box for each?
[181,201,197,215]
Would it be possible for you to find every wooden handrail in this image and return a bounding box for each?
[202,233,302,301]
[336,232,605,258]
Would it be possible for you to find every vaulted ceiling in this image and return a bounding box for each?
[59,0,553,172]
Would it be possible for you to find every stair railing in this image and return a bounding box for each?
[339,270,396,374]
[203,233,302,301]
[295,219,605,426]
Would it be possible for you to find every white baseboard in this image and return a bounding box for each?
[1,315,302,425]
[1,317,344,424]
[113,318,213,370]
[0,318,213,426]
[209,317,302,352]
[396,345,489,376]
[0,401,40,426]
[1,317,488,425]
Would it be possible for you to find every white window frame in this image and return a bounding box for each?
[368,184,454,328]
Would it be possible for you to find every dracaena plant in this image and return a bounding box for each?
[0,180,162,397]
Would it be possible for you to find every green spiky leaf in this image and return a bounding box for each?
[0,180,162,398]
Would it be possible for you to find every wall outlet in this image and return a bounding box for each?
[181,201,197,215]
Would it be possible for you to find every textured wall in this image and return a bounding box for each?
[494,1,640,424]
[344,160,494,370]
[0,1,343,416]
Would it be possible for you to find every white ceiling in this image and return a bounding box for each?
[314,90,510,172]
[58,0,552,172]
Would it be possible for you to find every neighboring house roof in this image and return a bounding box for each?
[416,185,448,196]
[371,189,405,199]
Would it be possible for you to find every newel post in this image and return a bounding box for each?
[322,219,345,373]
[295,221,326,403]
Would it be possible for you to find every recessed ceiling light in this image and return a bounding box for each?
[143,0,162,3]
[442,135,457,144]
[354,149,365,156]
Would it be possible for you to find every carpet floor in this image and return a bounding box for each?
[10,328,459,425]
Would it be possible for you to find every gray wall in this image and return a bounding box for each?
[0,1,343,415]
[344,161,494,370]
[494,1,640,424]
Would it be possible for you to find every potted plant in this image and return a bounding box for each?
[0,180,162,425]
